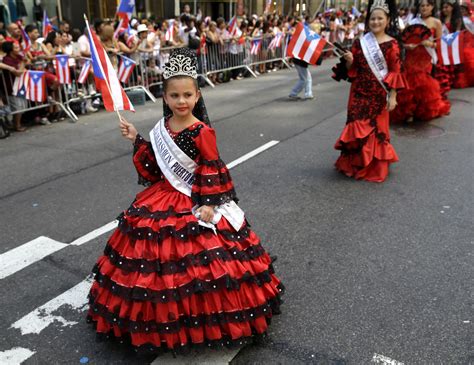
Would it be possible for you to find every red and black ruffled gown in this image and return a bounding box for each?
[453,29,474,88]
[332,39,407,183]
[390,29,451,123]
[87,120,283,353]
[434,24,455,98]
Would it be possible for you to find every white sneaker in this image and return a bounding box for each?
[39,117,51,125]
[87,105,98,113]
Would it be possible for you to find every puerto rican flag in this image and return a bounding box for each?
[42,10,54,38]
[439,31,463,65]
[26,71,47,102]
[268,32,284,50]
[165,19,175,42]
[12,71,29,98]
[228,16,238,37]
[287,22,327,65]
[78,59,92,84]
[250,39,261,55]
[85,17,134,112]
[17,21,31,52]
[117,55,136,83]
[116,0,135,29]
[54,54,71,84]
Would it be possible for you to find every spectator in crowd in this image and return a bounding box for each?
[6,23,22,47]
[206,21,220,84]
[100,23,120,70]
[59,20,72,42]
[2,41,27,131]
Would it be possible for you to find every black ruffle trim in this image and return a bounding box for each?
[90,266,279,304]
[125,205,193,221]
[332,57,350,82]
[117,213,250,244]
[193,171,232,188]
[191,189,238,206]
[88,324,270,355]
[133,134,162,187]
[102,243,266,274]
[88,293,282,335]
[200,158,226,169]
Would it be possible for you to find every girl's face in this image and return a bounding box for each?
[369,9,388,34]
[163,78,201,119]
[61,32,69,44]
[442,3,453,16]
[461,7,468,16]
[420,0,434,17]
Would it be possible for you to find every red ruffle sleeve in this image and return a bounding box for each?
[383,41,408,90]
[132,134,163,186]
[191,126,237,206]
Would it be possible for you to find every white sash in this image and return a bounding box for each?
[149,118,245,232]
[360,32,389,93]
[408,17,438,64]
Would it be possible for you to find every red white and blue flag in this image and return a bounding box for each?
[250,39,261,55]
[12,71,29,98]
[268,32,284,50]
[117,55,136,83]
[439,31,463,65]
[42,10,54,38]
[54,54,71,84]
[85,17,134,112]
[165,19,175,41]
[26,71,47,102]
[287,22,327,64]
[228,16,239,37]
[17,21,31,52]
[78,59,92,84]
[116,0,135,29]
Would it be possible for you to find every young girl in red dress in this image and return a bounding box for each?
[87,48,283,354]
[332,0,407,182]
[390,0,451,123]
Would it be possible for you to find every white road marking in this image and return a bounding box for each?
[0,347,36,364]
[151,347,241,365]
[11,277,93,335]
[70,220,118,246]
[372,353,404,365]
[0,237,67,280]
[227,140,280,169]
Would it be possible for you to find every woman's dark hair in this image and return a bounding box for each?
[440,0,465,31]
[2,41,14,54]
[365,0,400,39]
[262,21,271,33]
[71,28,82,42]
[44,30,62,46]
[416,0,437,18]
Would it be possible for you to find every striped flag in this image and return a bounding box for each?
[26,71,47,102]
[165,19,175,41]
[116,0,135,29]
[17,22,31,52]
[228,16,238,37]
[12,71,29,98]
[268,33,284,50]
[54,54,71,84]
[78,59,92,84]
[286,22,327,65]
[117,55,136,83]
[42,10,54,38]
[250,39,261,55]
[439,31,463,65]
[85,17,134,112]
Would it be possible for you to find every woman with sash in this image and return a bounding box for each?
[390,0,451,123]
[332,0,407,182]
[86,48,283,353]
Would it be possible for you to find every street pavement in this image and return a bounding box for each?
[0,59,472,365]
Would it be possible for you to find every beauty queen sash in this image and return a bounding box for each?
[360,32,389,94]
[149,118,245,232]
[409,17,439,64]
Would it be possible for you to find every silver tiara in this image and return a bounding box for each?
[163,54,198,80]
[370,0,389,14]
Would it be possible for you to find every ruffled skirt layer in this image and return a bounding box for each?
[87,180,283,353]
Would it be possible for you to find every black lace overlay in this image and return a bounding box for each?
[191,189,238,206]
[133,134,162,186]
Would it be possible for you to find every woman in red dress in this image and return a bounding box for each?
[390,0,450,123]
[454,3,474,88]
[87,48,283,354]
[332,0,407,183]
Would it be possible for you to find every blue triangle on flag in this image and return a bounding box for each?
[303,25,321,41]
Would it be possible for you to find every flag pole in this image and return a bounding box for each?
[83,14,123,122]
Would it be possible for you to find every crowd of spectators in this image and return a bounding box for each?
[0,4,379,136]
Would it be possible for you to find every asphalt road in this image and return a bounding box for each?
[0,60,472,365]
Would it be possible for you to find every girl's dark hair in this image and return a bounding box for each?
[2,41,14,54]
[262,21,271,33]
[365,0,400,39]
[163,75,198,93]
[440,0,465,31]
[44,30,62,46]
[416,0,437,18]
[25,24,38,34]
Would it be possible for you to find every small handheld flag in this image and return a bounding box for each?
[439,31,463,65]
[17,21,31,52]
[12,71,29,98]
[117,55,136,84]
[78,59,92,84]
[26,71,47,102]
[287,23,327,65]
[55,54,71,84]
[42,10,54,38]
[250,39,261,55]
